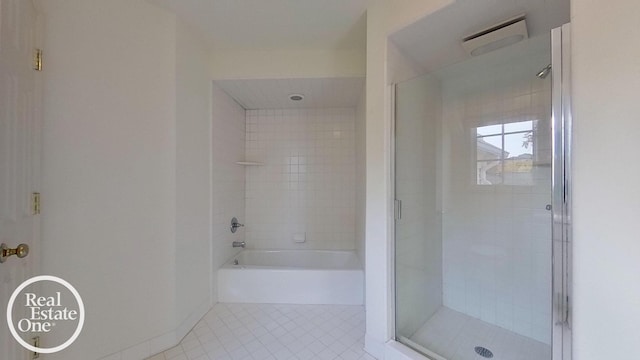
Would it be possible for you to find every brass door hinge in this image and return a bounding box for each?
[33,49,42,71]
[31,192,40,215]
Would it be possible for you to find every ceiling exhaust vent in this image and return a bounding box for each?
[462,14,528,56]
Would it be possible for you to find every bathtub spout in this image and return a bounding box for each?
[232,241,246,248]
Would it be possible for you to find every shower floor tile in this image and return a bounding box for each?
[148,303,374,360]
[408,307,551,360]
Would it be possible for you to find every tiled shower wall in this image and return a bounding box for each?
[245,108,356,250]
[441,37,553,344]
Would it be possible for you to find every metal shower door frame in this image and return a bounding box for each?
[551,22,573,360]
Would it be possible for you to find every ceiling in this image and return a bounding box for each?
[214,77,365,110]
[148,0,372,51]
[390,0,570,73]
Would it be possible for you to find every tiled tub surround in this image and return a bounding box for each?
[149,303,374,360]
[218,250,364,305]
[245,108,356,251]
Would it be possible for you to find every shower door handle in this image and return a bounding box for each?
[394,199,402,220]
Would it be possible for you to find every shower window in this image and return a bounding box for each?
[475,120,536,185]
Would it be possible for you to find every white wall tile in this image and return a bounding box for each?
[245,108,356,250]
[441,44,553,344]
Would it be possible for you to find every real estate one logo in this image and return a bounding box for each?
[6,275,85,354]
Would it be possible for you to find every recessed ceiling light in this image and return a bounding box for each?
[289,94,304,101]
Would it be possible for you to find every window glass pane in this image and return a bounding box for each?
[477,160,502,185]
[477,135,503,161]
[503,159,533,185]
[504,133,533,159]
[476,124,502,136]
[504,120,534,133]
[475,122,536,186]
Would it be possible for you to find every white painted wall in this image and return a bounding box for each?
[211,49,365,80]
[174,20,214,340]
[245,108,356,250]
[40,1,177,358]
[211,84,246,302]
[571,1,640,359]
[388,42,426,84]
[40,1,216,358]
[356,88,367,268]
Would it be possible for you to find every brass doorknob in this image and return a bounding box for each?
[0,243,29,263]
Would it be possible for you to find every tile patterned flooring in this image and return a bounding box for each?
[148,303,375,360]
[407,307,551,360]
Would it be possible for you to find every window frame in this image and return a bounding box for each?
[474,121,535,186]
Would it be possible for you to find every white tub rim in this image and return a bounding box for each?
[222,249,363,271]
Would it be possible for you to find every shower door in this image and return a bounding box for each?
[393,26,572,360]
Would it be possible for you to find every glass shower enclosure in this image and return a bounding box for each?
[393,26,572,360]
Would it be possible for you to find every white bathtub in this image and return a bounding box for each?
[218,250,364,305]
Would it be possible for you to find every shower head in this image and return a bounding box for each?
[537,64,552,79]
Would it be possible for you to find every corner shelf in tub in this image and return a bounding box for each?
[235,161,263,166]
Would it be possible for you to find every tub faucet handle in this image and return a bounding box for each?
[232,241,246,248]
[230,217,244,233]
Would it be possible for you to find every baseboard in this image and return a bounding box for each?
[98,329,177,360]
[98,299,212,360]
[175,298,211,341]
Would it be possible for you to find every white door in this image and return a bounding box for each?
[0,0,42,358]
